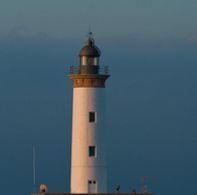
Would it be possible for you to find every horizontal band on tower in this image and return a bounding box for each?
[69,74,109,88]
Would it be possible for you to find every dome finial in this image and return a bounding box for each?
[79,29,101,57]
[88,25,93,38]
[86,25,95,46]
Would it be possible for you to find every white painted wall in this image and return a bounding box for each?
[70,87,107,193]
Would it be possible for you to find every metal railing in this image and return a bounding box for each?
[70,65,109,75]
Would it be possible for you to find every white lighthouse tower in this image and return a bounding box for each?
[69,33,109,194]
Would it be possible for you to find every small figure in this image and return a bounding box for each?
[116,185,120,193]
[40,184,48,193]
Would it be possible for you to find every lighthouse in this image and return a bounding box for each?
[31,34,155,195]
[69,33,109,194]
[30,33,155,195]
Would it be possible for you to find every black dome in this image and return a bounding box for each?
[79,38,101,57]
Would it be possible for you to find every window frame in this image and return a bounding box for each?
[89,111,96,123]
[89,146,96,157]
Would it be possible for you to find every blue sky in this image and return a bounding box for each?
[1,0,197,39]
[0,1,197,195]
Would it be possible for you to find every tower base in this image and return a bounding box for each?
[32,193,154,195]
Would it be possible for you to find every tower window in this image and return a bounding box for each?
[88,180,96,184]
[89,146,96,157]
[89,112,96,123]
